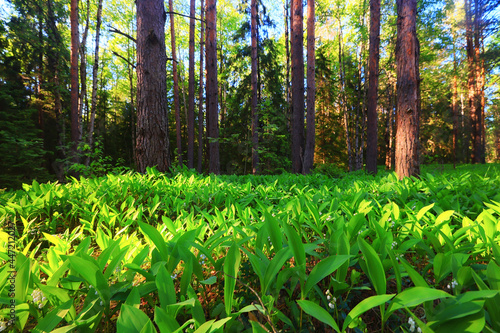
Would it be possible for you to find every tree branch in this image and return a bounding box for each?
[112,51,136,69]
[166,11,206,24]
[109,27,136,43]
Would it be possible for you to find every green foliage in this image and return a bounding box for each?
[0,30,50,189]
[1,164,500,331]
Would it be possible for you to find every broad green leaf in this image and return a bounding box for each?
[139,320,157,333]
[435,210,454,225]
[358,238,386,295]
[117,304,154,333]
[417,203,435,221]
[157,265,176,308]
[224,242,241,316]
[125,287,141,309]
[139,222,170,259]
[265,211,283,252]
[303,255,350,296]
[342,294,394,331]
[297,300,340,332]
[429,310,485,333]
[263,247,292,294]
[284,222,306,281]
[154,306,180,333]
[386,287,450,320]
[32,299,73,333]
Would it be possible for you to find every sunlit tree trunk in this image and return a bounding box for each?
[136,0,170,172]
[187,0,196,169]
[251,0,259,174]
[206,0,220,174]
[395,0,420,179]
[86,0,103,166]
[366,0,380,174]
[303,0,315,174]
[198,0,205,173]
[79,0,90,140]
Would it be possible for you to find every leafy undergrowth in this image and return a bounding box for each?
[1,164,500,332]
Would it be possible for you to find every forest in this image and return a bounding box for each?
[0,0,498,187]
[1,0,500,332]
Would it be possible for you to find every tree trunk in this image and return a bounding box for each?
[187,0,196,169]
[70,0,80,162]
[291,0,304,173]
[197,0,205,173]
[452,52,458,168]
[303,0,315,174]
[79,0,90,142]
[135,0,170,173]
[395,0,420,179]
[284,0,291,132]
[86,0,103,166]
[366,0,380,174]
[250,0,259,174]
[206,0,220,174]
[169,0,183,167]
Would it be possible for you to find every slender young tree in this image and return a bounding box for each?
[86,0,103,166]
[135,0,170,172]
[187,0,196,169]
[169,0,183,166]
[206,0,220,174]
[70,0,80,161]
[251,0,259,174]
[366,0,381,174]
[395,0,420,179]
[79,0,90,139]
[291,0,304,173]
[303,0,315,174]
[198,0,205,173]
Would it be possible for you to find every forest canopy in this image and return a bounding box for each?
[0,0,499,188]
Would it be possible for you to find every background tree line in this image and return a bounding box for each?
[0,0,499,188]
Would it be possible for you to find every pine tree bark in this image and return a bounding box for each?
[303,0,315,174]
[395,0,420,179]
[135,0,170,173]
[187,0,196,169]
[206,0,220,174]
[169,0,183,167]
[86,0,103,166]
[291,0,304,173]
[366,0,380,174]
[198,0,205,173]
[251,0,259,174]
[70,0,80,162]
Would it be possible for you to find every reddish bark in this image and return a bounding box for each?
[395,0,420,179]
[366,0,380,174]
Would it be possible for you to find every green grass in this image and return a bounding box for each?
[1,164,500,332]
